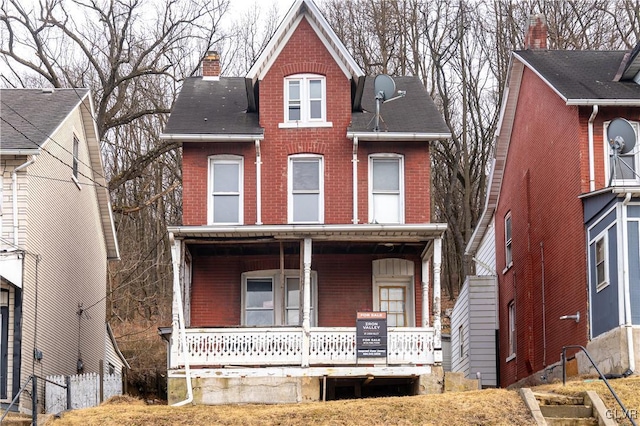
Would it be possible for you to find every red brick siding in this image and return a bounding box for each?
[189,253,424,327]
[496,67,588,386]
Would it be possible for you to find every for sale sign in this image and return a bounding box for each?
[356,311,387,358]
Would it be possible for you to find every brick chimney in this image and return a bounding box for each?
[524,14,547,50]
[202,51,221,79]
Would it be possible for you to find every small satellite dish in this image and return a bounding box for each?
[374,74,396,101]
[608,118,636,155]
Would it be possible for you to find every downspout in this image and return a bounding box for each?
[588,105,598,192]
[169,233,193,406]
[352,137,359,224]
[540,242,546,367]
[255,140,262,225]
[622,193,636,373]
[12,158,36,246]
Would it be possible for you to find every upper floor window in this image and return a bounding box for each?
[208,155,243,225]
[288,155,323,223]
[369,154,404,224]
[280,74,331,128]
[605,119,640,186]
[504,212,513,269]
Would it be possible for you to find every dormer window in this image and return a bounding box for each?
[280,74,332,128]
[605,119,640,186]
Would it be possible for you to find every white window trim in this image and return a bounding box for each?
[504,212,513,272]
[368,154,405,224]
[208,155,244,225]
[71,133,81,190]
[604,120,640,186]
[593,232,610,293]
[279,74,332,128]
[507,300,516,361]
[288,154,324,224]
[241,269,318,326]
[372,276,415,327]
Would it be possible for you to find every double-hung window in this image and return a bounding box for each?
[72,135,79,179]
[594,234,609,292]
[288,155,323,223]
[209,155,243,225]
[504,213,513,268]
[281,74,330,127]
[243,270,317,326]
[369,154,404,224]
[507,300,516,360]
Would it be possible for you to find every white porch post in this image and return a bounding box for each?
[421,257,430,328]
[302,237,312,367]
[432,237,443,362]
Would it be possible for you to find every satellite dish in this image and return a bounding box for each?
[608,118,636,155]
[374,74,396,101]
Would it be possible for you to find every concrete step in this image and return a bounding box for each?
[1,414,31,426]
[540,404,593,418]
[545,417,599,426]
[533,392,584,406]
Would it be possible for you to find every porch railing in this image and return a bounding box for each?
[174,327,435,368]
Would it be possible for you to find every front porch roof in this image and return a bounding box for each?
[167,223,447,243]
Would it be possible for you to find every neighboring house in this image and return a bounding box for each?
[0,88,120,413]
[450,164,499,388]
[160,0,451,405]
[471,15,640,387]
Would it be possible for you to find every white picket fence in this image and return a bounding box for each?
[45,372,123,414]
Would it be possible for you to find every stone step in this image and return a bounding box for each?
[540,404,593,418]
[0,414,31,426]
[545,417,599,426]
[533,392,584,406]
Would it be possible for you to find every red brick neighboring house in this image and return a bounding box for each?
[471,16,640,387]
[159,0,451,404]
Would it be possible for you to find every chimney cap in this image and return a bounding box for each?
[206,51,220,60]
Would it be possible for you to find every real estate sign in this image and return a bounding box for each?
[356,311,387,358]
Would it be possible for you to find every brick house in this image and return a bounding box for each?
[468,16,640,387]
[160,0,451,404]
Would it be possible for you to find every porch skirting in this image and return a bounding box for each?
[167,365,443,405]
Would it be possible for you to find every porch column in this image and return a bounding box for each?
[169,234,184,369]
[302,237,312,367]
[421,257,430,327]
[432,237,443,362]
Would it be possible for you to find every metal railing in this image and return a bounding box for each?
[562,345,637,426]
[0,374,69,426]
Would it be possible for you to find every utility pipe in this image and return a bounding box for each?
[12,158,36,245]
[588,105,598,192]
[541,242,547,367]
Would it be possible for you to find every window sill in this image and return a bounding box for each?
[596,281,609,293]
[502,262,513,275]
[71,175,82,190]
[279,121,333,129]
[506,354,516,363]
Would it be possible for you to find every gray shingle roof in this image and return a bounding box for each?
[515,50,640,102]
[1,88,89,152]
[164,76,449,138]
[164,77,262,136]
[349,76,450,135]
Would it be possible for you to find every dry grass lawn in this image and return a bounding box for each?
[43,375,640,426]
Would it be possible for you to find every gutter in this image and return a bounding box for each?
[159,133,264,142]
[12,157,36,245]
[588,105,598,192]
[169,233,193,406]
[622,193,636,374]
[346,131,451,141]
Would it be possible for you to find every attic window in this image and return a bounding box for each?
[280,74,332,128]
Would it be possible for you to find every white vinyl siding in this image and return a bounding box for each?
[475,215,496,276]
[369,154,404,224]
[208,156,243,225]
[288,155,323,224]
